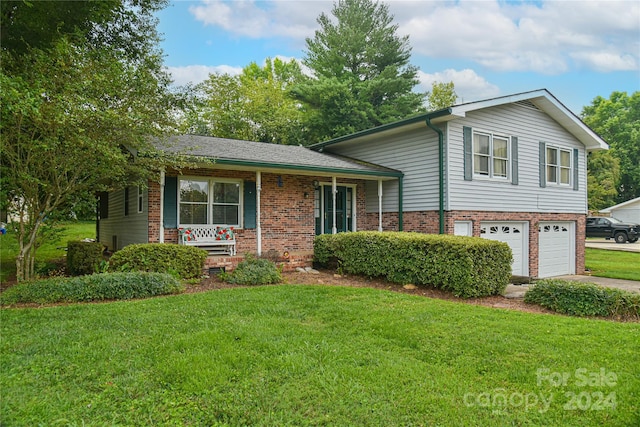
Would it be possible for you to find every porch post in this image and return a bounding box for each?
[378,179,383,232]
[256,171,262,255]
[332,176,337,234]
[159,169,165,243]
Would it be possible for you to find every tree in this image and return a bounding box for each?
[582,91,640,205]
[1,0,175,281]
[586,151,620,211]
[293,0,425,141]
[1,0,168,60]
[182,57,306,145]
[426,81,458,111]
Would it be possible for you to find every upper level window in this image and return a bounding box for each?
[473,132,509,179]
[179,178,241,226]
[546,146,571,185]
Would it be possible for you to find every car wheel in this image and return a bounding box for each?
[614,232,627,244]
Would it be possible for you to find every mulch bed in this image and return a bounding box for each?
[186,269,554,315]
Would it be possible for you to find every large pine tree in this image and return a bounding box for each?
[293,0,425,142]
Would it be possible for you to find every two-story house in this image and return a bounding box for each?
[98,89,607,278]
[309,89,608,278]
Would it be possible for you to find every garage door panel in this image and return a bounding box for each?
[480,222,527,276]
[538,222,575,278]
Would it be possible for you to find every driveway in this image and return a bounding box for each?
[505,275,640,298]
[554,275,640,294]
[585,239,640,253]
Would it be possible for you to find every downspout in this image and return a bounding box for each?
[377,179,383,231]
[331,176,337,234]
[425,111,450,235]
[398,176,403,231]
[159,169,165,243]
[256,171,262,256]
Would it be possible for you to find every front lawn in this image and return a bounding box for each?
[0,221,96,283]
[585,248,640,281]
[2,286,638,426]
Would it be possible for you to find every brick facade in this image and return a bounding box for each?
[146,169,368,272]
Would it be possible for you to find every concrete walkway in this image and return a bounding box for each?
[585,239,640,252]
[504,275,640,299]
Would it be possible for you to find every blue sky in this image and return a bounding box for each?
[157,0,640,115]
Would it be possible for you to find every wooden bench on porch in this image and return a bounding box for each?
[179,226,236,256]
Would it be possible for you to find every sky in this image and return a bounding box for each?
[156,0,640,115]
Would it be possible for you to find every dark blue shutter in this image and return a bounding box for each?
[463,126,473,181]
[243,181,256,229]
[573,148,579,191]
[511,137,518,185]
[539,142,546,188]
[163,176,178,228]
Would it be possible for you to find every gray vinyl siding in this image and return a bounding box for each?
[447,103,588,213]
[326,127,441,212]
[98,187,149,251]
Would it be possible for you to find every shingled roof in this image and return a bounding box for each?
[155,135,401,179]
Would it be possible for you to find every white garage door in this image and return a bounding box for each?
[538,221,575,278]
[480,222,528,276]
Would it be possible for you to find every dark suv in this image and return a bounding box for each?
[586,217,639,243]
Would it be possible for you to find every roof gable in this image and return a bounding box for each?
[310,89,608,152]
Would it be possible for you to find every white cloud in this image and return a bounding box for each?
[188,0,326,40]
[570,51,638,73]
[396,0,639,74]
[418,69,500,103]
[185,0,639,74]
[166,64,242,86]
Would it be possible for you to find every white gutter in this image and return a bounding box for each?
[159,169,165,243]
[256,171,262,255]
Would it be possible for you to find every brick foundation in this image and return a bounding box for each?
[362,210,585,278]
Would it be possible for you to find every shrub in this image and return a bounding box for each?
[524,279,640,319]
[313,234,336,266]
[109,244,207,279]
[314,231,512,298]
[67,241,104,276]
[220,254,282,285]
[0,272,183,305]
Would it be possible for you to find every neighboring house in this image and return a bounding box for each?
[98,135,402,272]
[309,89,608,278]
[99,89,607,278]
[599,197,640,224]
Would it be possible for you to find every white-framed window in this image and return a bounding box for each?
[473,131,510,179]
[179,178,242,227]
[546,146,572,186]
[137,186,144,213]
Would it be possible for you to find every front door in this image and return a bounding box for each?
[317,185,353,234]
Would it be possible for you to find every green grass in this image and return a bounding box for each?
[586,248,640,281]
[0,221,96,283]
[2,285,638,426]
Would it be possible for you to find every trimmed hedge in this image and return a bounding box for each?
[109,244,207,279]
[314,231,512,298]
[220,254,282,285]
[0,272,183,305]
[67,241,104,276]
[524,279,640,319]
